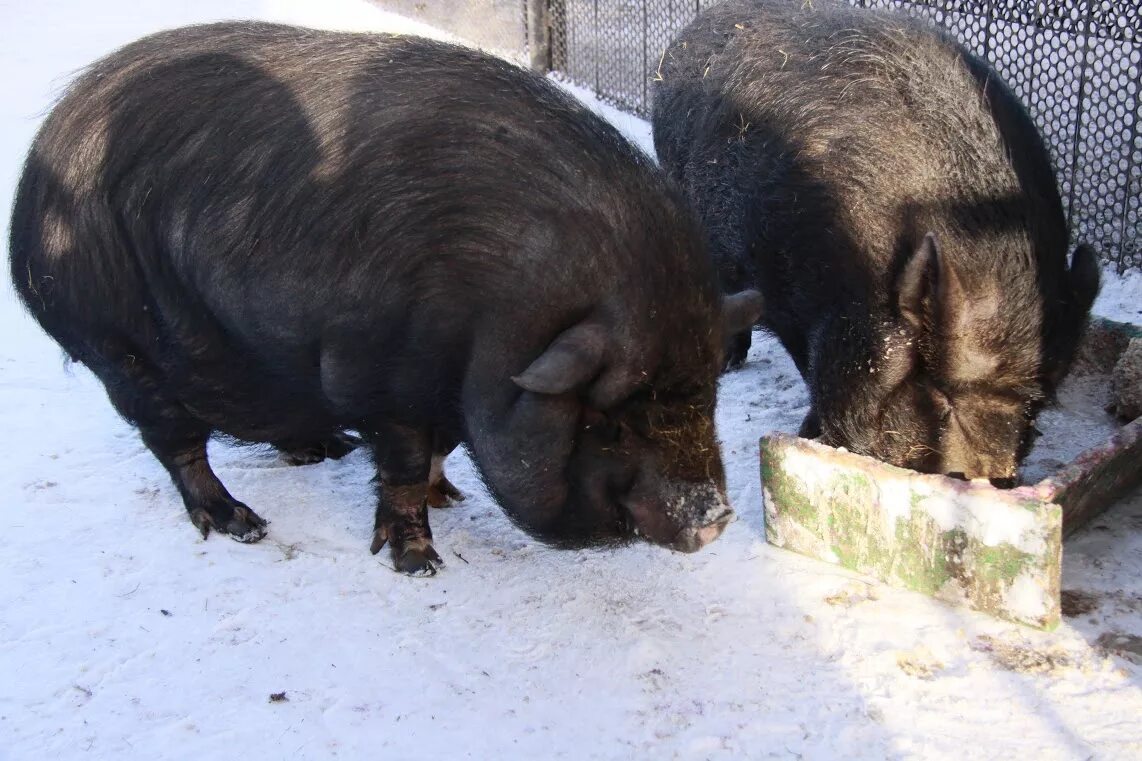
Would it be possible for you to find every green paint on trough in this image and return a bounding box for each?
[760,318,1141,629]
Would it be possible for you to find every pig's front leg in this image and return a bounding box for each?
[362,423,443,576]
[798,408,821,439]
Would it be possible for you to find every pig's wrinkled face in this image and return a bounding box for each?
[818,330,1040,486]
[493,359,735,553]
[477,290,762,551]
[812,234,1098,486]
[566,387,734,552]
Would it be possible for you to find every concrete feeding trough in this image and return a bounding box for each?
[761,318,1142,629]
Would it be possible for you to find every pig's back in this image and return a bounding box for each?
[656,0,1065,298]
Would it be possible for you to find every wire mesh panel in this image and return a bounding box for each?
[547,1,1142,270]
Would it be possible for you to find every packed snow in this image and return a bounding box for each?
[1021,343,1130,486]
[1,1,1140,759]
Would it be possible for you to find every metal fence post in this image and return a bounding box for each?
[527,0,552,73]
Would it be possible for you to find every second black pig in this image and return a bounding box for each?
[652,0,1099,483]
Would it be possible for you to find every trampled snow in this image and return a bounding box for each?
[1,2,1139,759]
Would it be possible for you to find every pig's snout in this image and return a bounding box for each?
[670,508,735,553]
[623,478,735,552]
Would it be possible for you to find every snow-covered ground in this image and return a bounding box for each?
[1,2,1140,759]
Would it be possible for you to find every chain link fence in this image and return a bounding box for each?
[371,1,1140,271]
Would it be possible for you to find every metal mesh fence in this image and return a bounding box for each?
[547,1,1140,271]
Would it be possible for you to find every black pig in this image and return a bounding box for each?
[652,0,1099,483]
[10,22,762,574]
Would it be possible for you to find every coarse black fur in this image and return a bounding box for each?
[10,22,761,572]
[652,0,1100,483]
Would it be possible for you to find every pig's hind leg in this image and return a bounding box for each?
[426,430,464,508]
[364,423,443,576]
[91,342,268,542]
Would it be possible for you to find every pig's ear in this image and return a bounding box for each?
[896,232,940,332]
[1068,244,1100,319]
[723,289,763,335]
[512,323,607,395]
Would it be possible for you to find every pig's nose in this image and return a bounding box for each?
[670,509,735,553]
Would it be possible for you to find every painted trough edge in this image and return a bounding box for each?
[760,318,1142,630]
[760,435,1065,629]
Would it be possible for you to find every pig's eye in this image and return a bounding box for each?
[582,408,622,443]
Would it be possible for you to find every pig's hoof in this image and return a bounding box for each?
[722,331,752,371]
[323,432,363,459]
[395,544,444,576]
[427,476,465,508]
[282,449,324,466]
[723,351,747,371]
[370,528,443,576]
[189,502,268,543]
[278,433,363,466]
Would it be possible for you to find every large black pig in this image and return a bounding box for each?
[9,22,762,574]
[652,0,1099,484]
